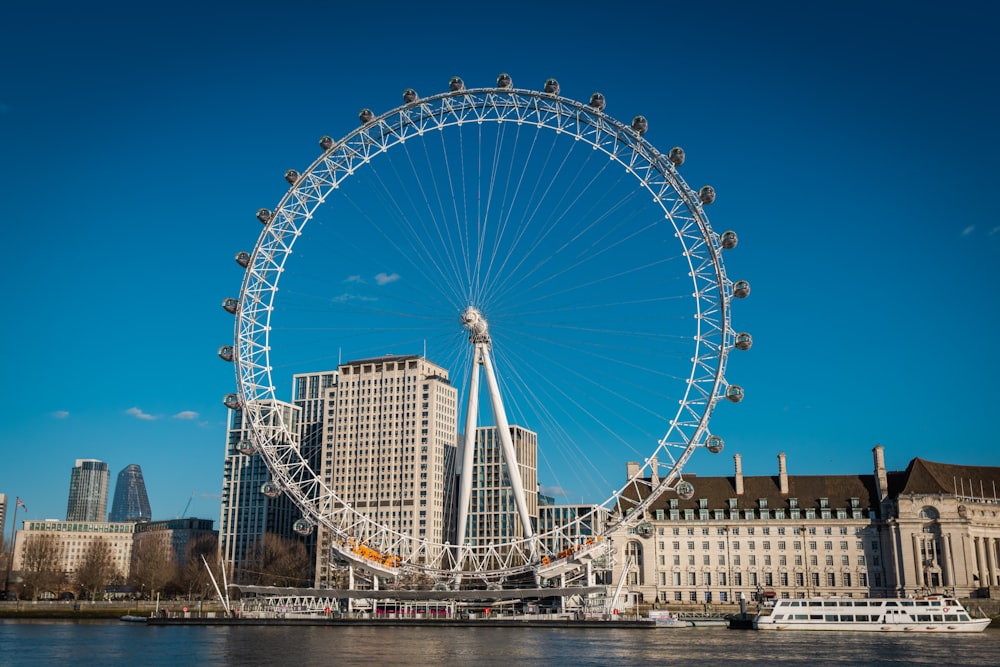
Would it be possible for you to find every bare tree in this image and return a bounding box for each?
[178,533,220,600]
[19,533,63,601]
[129,532,178,598]
[75,537,118,601]
[241,533,313,587]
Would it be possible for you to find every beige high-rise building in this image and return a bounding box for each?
[314,354,458,587]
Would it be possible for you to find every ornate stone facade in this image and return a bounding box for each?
[613,446,1000,604]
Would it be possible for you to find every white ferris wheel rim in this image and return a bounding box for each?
[230,81,741,582]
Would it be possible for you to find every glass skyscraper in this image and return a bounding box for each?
[65,459,109,522]
[108,463,152,522]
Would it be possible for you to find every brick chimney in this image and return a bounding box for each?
[778,452,789,495]
[734,453,744,496]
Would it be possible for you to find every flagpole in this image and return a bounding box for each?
[3,499,20,599]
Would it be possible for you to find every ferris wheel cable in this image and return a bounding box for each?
[340,162,471,311]
[481,128,583,304]
[495,353,635,470]
[391,143,471,307]
[478,120,553,304]
[493,341,654,463]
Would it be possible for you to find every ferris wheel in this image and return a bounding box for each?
[220,74,751,587]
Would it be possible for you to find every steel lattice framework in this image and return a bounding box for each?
[228,82,748,585]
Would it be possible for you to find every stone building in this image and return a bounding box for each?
[612,445,1000,604]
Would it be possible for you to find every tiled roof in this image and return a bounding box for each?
[623,472,879,513]
[894,458,1000,498]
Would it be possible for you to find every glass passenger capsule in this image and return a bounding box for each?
[234,251,250,268]
[668,146,685,167]
[631,115,648,136]
[705,435,724,454]
[725,385,745,403]
[402,88,419,104]
[293,518,314,536]
[222,297,238,314]
[261,481,281,498]
[732,280,751,299]
[222,393,240,410]
[544,78,560,94]
[359,108,374,124]
[217,345,234,362]
[589,92,606,111]
[636,521,654,537]
[675,480,695,500]
[449,76,465,91]
[734,332,753,351]
[720,230,738,249]
[496,72,512,88]
[699,185,716,205]
[256,208,272,224]
[319,135,334,150]
[284,169,299,185]
[236,439,258,456]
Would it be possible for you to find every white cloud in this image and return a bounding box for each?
[539,485,571,498]
[126,407,157,421]
[345,275,364,284]
[961,225,975,237]
[989,226,1000,237]
[173,410,199,420]
[375,272,400,286]
[52,410,70,419]
[332,293,377,303]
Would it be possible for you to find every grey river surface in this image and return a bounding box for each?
[2,621,999,666]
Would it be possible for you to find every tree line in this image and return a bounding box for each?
[8,532,312,601]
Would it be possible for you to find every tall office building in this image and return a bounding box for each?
[108,464,152,522]
[314,354,458,586]
[292,370,338,573]
[465,425,538,553]
[219,399,302,583]
[66,459,109,522]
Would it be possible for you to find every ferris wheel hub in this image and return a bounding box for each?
[461,306,490,342]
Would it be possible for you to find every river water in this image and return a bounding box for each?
[2,620,999,666]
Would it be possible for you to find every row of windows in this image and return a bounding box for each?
[649,571,870,588]
[680,497,863,511]
[653,525,863,537]
[662,540,866,551]
[655,508,868,521]
[656,553,869,567]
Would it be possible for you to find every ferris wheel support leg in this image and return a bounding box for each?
[479,344,535,544]
[456,348,483,560]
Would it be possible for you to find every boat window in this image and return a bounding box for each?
[959,614,970,621]
[932,615,943,622]
[945,615,959,622]
[886,601,898,607]
[901,601,914,606]
[917,614,931,622]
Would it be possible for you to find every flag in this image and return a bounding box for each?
[16,497,27,512]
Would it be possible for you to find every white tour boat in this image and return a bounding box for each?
[754,595,991,633]
[648,609,693,628]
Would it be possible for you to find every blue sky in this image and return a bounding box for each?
[2,1,998,526]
